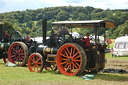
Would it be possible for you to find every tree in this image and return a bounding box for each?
[3,21,15,33]
[111,20,128,38]
[72,11,79,20]
[77,12,87,20]
[92,8,103,13]
[56,11,70,21]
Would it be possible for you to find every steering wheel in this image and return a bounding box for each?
[57,33,73,47]
[9,31,23,43]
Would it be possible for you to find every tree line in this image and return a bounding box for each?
[0,6,128,38]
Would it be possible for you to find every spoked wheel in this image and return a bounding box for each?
[44,63,57,71]
[28,53,43,72]
[8,42,28,66]
[56,43,87,76]
[9,31,23,43]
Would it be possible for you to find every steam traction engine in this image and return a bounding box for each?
[0,22,34,66]
[0,22,9,63]
[28,20,116,76]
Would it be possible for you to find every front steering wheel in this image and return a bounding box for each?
[9,31,23,43]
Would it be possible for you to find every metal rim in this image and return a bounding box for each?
[28,53,43,72]
[8,42,28,66]
[56,43,86,76]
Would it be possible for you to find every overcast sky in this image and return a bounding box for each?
[0,0,128,13]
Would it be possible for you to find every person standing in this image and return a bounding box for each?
[111,48,114,58]
[81,33,91,47]
[4,31,10,42]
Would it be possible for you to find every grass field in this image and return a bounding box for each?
[0,53,128,85]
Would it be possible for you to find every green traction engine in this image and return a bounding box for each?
[0,22,35,66]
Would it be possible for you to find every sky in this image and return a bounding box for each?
[0,0,128,13]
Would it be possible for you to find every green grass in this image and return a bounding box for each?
[0,62,128,85]
[106,53,128,60]
[0,60,128,85]
[109,42,114,48]
[95,73,128,81]
[0,52,128,85]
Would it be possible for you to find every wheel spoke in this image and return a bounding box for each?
[74,61,80,68]
[73,63,74,73]
[19,47,23,52]
[31,59,36,63]
[12,48,17,53]
[11,55,15,58]
[60,53,68,58]
[20,55,24,59]
[72,62,78,69]
[32,66,35,72]
[17,45,20,50]
[37,66,41,72]
[60,61,67,65]
[65,65,70,72]
[61,58,68,61]
[73,48,75,56]
[64,50,69,57]
[73,55,80,60]
[20,49,24,53]
[70,63,72,73]
[37,62,42,64]
[19,56,24,61]
[20,53,25,56]
[36,56,38,61]
[36,57,41,62]
[13,57,17,61]
[72,52,79,58]
[32,56,35,61]
[73,60,81,62]
[16,45,19,51]
[64,63,69,68]
[70,47,73,57]
[66,48,70,56]
[17,58,19,65]
[15,57,18,61]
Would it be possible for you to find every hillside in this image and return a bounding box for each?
[0,6,128,38]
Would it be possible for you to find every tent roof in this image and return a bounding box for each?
[52,20,116,28]
[115,36,128,42]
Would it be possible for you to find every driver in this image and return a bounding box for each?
[4,31,10,42]
[81,33,91,47]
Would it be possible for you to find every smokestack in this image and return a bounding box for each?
[0,23,3,42]
[42,19,47,45]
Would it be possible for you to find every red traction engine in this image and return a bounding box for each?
[28,20,116,76]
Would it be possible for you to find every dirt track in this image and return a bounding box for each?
[105,58,128,71]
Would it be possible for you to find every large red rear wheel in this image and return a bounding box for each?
[28,53,43,72]
[8,42,28,66]
[56,43,87,76]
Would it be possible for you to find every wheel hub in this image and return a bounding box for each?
[67,58,72,63]
[16,52,19,57]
